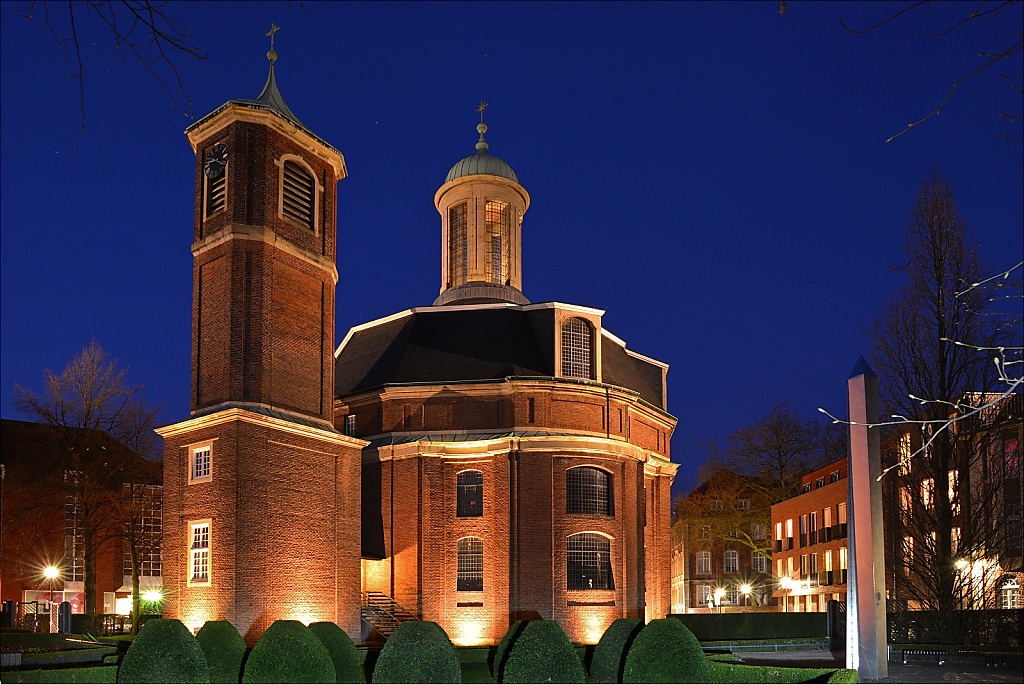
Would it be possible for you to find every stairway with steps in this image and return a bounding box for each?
[361,591,417,639]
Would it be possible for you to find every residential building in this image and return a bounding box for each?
[770,459,848,612]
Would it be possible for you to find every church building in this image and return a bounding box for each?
[157,47,678,646]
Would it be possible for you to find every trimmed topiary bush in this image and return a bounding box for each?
[590,618,643,683]
[371,621,461,683]
[491,620,525,680]
[500,620,585,683]
[242,620,335,683]
[623,618,711,683]
[309,621,364,683]
[117,618,210,683]
[196,620,246,683]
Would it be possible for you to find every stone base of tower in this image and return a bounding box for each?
[157,405,366,645]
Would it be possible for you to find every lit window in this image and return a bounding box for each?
[281,159,316,230]
[696,551,711,575]
[951,527,960,555]
[724,550,739,573]
[752,552,767,573]
[948,470,959,516]
[900,486,913,522]
[448,203,468,285]
[345,414,356,436]
[697,585,711,605]
[810,553,818,575]
[999,577,1021,609]
[837,503,847,525]
[898,432,912,475]
[567,533,613,590]
[122,485,162,578]
[786,519,794,539]
[457,470,483,518]
[566,466,612,516]
[457,537,483,592]
[189,521,210,585]
[775,522,783,542]
[921,479,934,510]
[189,444,212,484]
[485,200,511,284]
[560,317,593,380]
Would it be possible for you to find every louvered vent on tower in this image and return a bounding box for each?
[205,173,226,217]
[282,160,315,229]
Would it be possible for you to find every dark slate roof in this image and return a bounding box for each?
[335,305,667,410]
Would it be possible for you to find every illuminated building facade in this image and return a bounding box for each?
[159,53,678,645]
[770,459,849,612]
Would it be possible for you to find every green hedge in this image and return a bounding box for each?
[242,620,334,683]
[709,663,858,683]
[116,618,210,683]
[309,621,365,683]
[500,620,585,684]
[589,618,643,683]
[371,621,461,683]
[490,620,525,681]
[623,618,710,683]
[195,620,246,683]
[668,613,827,642]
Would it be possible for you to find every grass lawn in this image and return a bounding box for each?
[3,665,117,683]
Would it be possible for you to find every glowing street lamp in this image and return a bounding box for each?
[740,583,752,607]
[713,587,726,614]
[779,577,794,612]
[42,566,60,612]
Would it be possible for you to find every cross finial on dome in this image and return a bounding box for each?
[266,23,280,63]
[475,100,489,154]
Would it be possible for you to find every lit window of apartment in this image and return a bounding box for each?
[897,432,912,475]
[948,470,960,516]
[809,511,817,544]
[787,556,795,578]
[188,521,210,586]
[189,444,212,484]
[799,554,808,578]
[900,486,913,522]
[810,553,818,576]
[921,478,935,510]
[839,547,848,583]
[724,550,739,573]
[838,503,847,527]
[696,551,712,575]
[799,514,808,546]
[776,559,784,578]
[951,527,961,555]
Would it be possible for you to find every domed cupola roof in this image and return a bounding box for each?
[444,122,519,183]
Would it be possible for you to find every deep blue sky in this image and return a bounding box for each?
[2,2,1021,497]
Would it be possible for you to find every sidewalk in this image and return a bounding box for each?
[736,650,1024,682]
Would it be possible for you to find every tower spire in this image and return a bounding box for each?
[253,23,303,126]
[475,100,489,154]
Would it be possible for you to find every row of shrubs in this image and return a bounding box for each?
[117,616,857,683]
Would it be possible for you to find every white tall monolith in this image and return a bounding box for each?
[846,357,888,678]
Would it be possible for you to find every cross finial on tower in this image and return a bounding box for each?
[476,100,489,122]
[266,23,280,63]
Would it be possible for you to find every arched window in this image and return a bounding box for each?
[281,159,316,230]
[561,317,593,380]
[566,466,612,516]
[485,200,511,284]
[999,576,1021,609]
[457,537,483,591]
[457,470,483,517]
[567,533,613,590]
[448,203,468,285]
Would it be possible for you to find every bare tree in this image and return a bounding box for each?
[841,1,1024,142]
[14,341,161,622]
[868,171,1016,643]
[15,1,207,130]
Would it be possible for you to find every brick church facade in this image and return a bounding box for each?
[158,50,678,646]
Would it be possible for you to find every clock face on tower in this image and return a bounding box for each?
[203,143,229,179]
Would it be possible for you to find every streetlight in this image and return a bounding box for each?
[714,587,726,614]
[43,566,60,614]
[780,577,793,612]
[740,583,752,608]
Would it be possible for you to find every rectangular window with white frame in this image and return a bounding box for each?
[696,551,712,575]
[697,584,711,606]
[188,520,211,586]
[724,550,739,573]
[752,551,767,573]
[188,443,212,484]
[345,414,356,436]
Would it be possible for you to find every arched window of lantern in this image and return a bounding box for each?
[566,466,612,516]
[457,470,483,517]
[567,532,613,590]
[560,317,594,380]
[448,202,468,286]
[457,537,483,591]
[485,199,511,285]
[277,155,320,232]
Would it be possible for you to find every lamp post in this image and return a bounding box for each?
[780,577,793,612]
[740,583,752,608]
[43,566,60,612]
[714,587,726,614]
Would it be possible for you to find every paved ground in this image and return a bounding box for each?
[737,650,1024,682]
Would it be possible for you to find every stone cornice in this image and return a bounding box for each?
[156,406,368,448]
[192,223,339,284]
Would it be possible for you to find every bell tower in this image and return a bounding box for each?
[157,31,365,645]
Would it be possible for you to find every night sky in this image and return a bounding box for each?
[2,2,1021,498]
